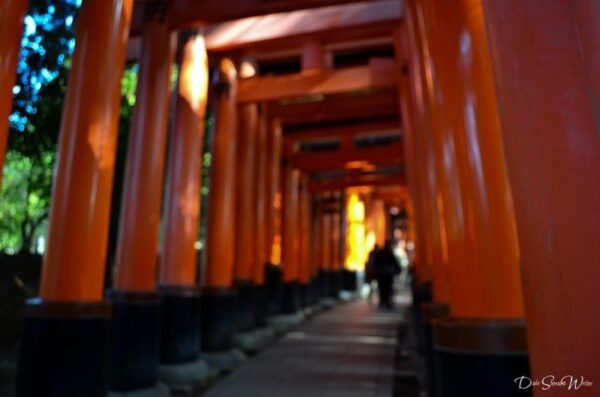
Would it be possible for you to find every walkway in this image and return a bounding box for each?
[202,298,408,397]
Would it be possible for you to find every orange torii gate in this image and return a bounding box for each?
[0,0,598,396]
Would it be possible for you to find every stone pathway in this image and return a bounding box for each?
[202,299,407,397]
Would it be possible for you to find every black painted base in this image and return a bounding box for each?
[234,280,255,332]
[341,269,357,291]
[282,281,300,314]
[318,270,330,299]
[410,280,432,355]
[421,303,450,397]
[298,283,310,308]
[434,318,531,397]
[201,287,236,352]
[16,299,111,397]
[328,270,342,299]
[158,286,201,365]
[309,276,320,306]
[109,291,160,392]
[265,263,282,316]
[252,284,268,327]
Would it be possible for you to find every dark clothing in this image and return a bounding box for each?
[373,247,401,308]
[377,277,394,309]
[365,248,379,282]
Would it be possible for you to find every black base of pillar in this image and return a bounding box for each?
[158,287,201,365]
[410,280,432,355]
[234,280,256,332]
[309,276,320,305]
[265,263,282,316]
[318,270,328,299]
[109,291,160,392]
[434,318,531,397]
[421,303,450,397]
[282,281,300,314]
[16,299,111,397]
[341,269,357,291]
[298,283,310,308]
[328,270,342,299]
[252,284,267,327]
[201,287,236,352]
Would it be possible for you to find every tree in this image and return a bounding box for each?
[0,0,78,254]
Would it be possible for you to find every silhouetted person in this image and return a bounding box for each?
[374,240,401,309]
[365,244,380,304]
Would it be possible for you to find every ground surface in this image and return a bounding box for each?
[202,298,406,397]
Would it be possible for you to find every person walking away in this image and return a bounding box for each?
[365,244,379,304]
[374,240,401,309]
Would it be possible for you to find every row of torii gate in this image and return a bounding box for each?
[1,1,599,397]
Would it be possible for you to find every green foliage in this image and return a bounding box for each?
[1,0,139,254]
[0,151,53,253]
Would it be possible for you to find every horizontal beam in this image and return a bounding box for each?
[370,185,410,204]
[268,88,399,125]
[283,118,401,155]
[168,0,393,29]
[290,140,403,172]
[284,118,399,141]
[309,172,405,192]
[204,0,402,52]
[238,58,398,103]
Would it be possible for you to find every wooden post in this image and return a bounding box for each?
[201,58,240,353]
[234,102,259,331]
[16,1,133,395]
[483,0,600,392]
[281,164,301,313]
[110,7,176,392]
[405,0,527,395]
[252,108,269,324]
[298,175,312,306]
[157,30,209,379]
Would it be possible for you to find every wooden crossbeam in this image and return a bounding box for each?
[282,117,401,156]
[290,140,403,172]
[237,58,397,103]
[203,0,402,52]
[309,172,405,192]
[268,88,399,125]
[169,0,393,29]
[284,118,399,141]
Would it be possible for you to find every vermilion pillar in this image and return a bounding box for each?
[394,28,431,288]
[16,1,133,395]
[483,1,600,394]
[253,110,269,324]
[157,31,209,382]
[402,6,450,307]
[329,204,342,298]
[109,8,176,393]
[406,0,527,395]
[319,198,333,298]
[234,102,259,332]
[298,176,312,306]
[160,33,208,289]
[264,118,283,315]
[114,18,174,293]
[201,58,240,353]
[308,193,323,304]
[264,119,282,265]
[0,0,27,178]
[281,164,301,313]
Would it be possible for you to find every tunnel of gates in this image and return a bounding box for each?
[0,0,599,396]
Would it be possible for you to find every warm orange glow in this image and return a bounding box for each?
[344,192,369,271]
[271,234,282,265]
[270,192,282,265]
